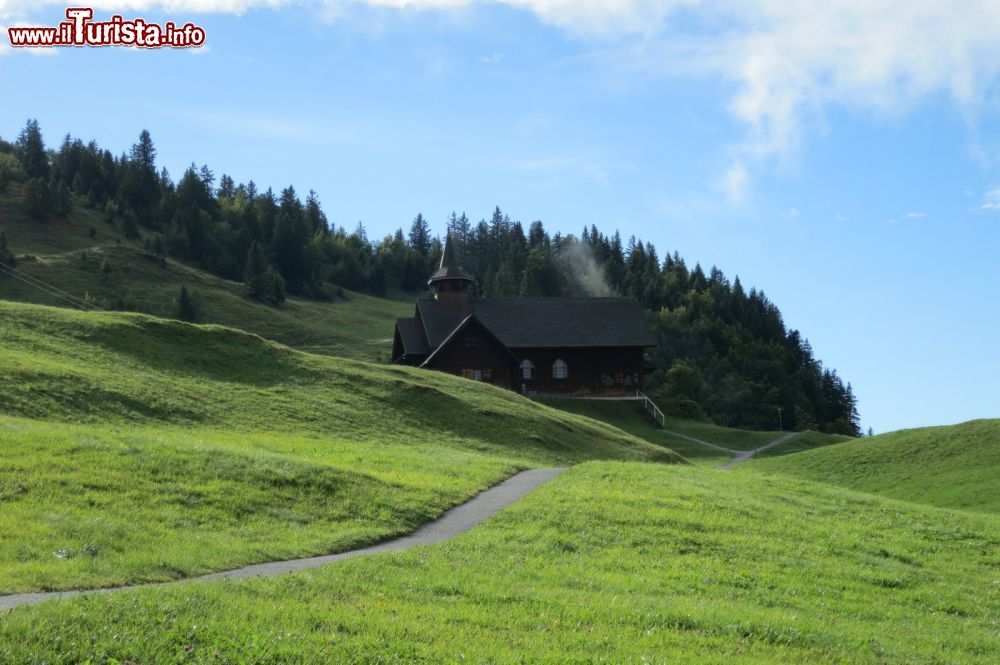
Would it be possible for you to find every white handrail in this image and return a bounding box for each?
[636,390,665,427]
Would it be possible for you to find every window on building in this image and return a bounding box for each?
[461,369,475,379]
[483,369,493,382]
[519,359,535,380]
[552,359,568,379]
[473,369,482,381]
[463,335,477,348]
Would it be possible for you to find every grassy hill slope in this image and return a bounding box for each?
[3,463,996,663]
[543,398,847,466]
[0,186,409,360]
[752,420,1000,513]
[0,300,678,592]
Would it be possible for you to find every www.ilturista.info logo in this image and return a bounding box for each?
[7,8,206,49]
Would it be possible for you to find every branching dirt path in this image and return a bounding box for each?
[0,467,568,611]
[658,428,798,470]
[716,432,798,470]
[661,429,736,455]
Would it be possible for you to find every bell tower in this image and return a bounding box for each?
[428,234,474,307]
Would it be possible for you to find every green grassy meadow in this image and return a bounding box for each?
[2,463,996,664]
[0,300,677,592]
[2,206,999,663]
[0,187,410,361]
[542,398,845,465]
[754,430,853,457]
[752,420,1000,513]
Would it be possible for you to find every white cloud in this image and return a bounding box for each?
[979,188,1000,211]
[0,1,285,12]
[7,1,1000,199]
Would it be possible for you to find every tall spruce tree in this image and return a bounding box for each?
[243,241,286,306]
[16,119,49,180]
[177,285,197,322]
[408,213,431,257]
[0,232,15,268]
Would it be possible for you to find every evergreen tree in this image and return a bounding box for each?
[218,174,235,199]
[244,240,270,299]
[16,119,49,180]
[177,285,197,322]
[55,180,73,217]
[122,209,140,239]
[408,213,431,257]
[352,221,369,246]
[244,241,286,306]
[0,232,15,268]
[305,190,327,235]
[120,130,161,221]
[520,245,561,296]
[23,177,51,220]
[0,119,862,432]
[270,198,312,294]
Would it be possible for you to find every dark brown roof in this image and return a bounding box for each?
[414,297,656,350]
[418,315,520,368]
[395,317,430,356]
[416,299,468,348]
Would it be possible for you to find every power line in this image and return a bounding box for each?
[0,260,102,312]
[0,258,217,421]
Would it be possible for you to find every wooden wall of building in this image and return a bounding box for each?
[510,347,645,396]
[422,320,513,387]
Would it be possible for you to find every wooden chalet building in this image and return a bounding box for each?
[391,235,656,396]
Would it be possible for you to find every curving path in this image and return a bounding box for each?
[0,467,568,611]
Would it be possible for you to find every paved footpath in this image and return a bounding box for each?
[0,467,568,611]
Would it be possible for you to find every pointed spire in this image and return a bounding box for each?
[427,232,474,289]
[440,232,459,270]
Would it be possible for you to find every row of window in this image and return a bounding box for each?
[519,359,567,380]
[458,360,570,382]
[460,362,637,386]
[601,373,640,387]
[460,368,493,381]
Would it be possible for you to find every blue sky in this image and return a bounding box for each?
[2,1,999,433]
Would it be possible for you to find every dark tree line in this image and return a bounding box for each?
[0,120,860,435]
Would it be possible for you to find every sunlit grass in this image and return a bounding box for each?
[3,463,996,663]
[0,190,411,361]
[751,419,1000,513]
[0,301,679,592]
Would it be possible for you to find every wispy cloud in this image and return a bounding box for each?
[171,107,348,143]
[888,211,927,224]
[719,162,748,204]
[513,153,633,188]
[978,188,1000,211]
[8,1,1000,204]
